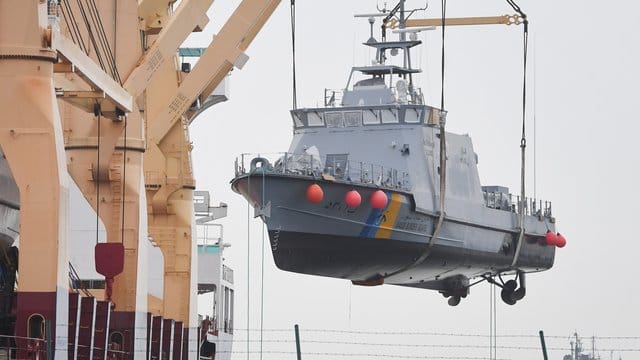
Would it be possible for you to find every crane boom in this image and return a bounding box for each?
[387,14,524,28]
[148,0,281,143]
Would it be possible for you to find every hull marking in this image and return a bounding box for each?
[374,193,404,239]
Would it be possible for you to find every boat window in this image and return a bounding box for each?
[307,111,324,127]
[381,108,398,123]
[344,111,362,127]
[109,332,124,353]
[325,112,344,128]
[363,109,380,125]
[292,112,304,128]
[229,289,234,334]
[28,314,45,339]
[223,286,230,333]
[325,154,349,179]
[425,108,439,125]
[405,108,421,123]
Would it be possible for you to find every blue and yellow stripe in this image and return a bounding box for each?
[359,192,403,239]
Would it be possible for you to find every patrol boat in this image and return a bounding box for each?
[231,1,565,306]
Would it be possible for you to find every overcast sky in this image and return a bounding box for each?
[187,1,640,359]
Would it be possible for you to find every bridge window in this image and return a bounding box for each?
[325,112,344,128]
[292,113,304,128]
[344,111,362,127]
[381,109,398,124]
[229,289,234,334]
[405,108,422,123]
[363,109,379,125]
[222,286,234,334]
[307,112,324,127]
[425,108,439,125]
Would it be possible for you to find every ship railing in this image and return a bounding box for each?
[196,223,223,248]
[324,88,344,107]
[324,87,425,107]
[236,152,412,191]
[0,336,132,359]
[0,334,49,360]
[390,86,425,105]
[482,190,553,218]
[68,262,93,297]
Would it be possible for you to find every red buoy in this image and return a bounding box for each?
[370,190,388,209]
[556,233,567,248]
[544,231,558,246]
[306,184,324,203]
[345,190,362,208]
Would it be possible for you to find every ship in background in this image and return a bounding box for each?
[232,0,566,306]
[0,182,235,359]
[562,332,623,360]
[194,192,235,360]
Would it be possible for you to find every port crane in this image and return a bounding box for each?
[0,0,279,357]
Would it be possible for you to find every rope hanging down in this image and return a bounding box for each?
[430,0,448,258]
[414,0,449,268]
[290,0,298,109]
[383,0,448,280]
[260,171,266,360]
[246,174,251,360]
[94,104,101,246]
[507,0,529,267]
[121,117,127,244]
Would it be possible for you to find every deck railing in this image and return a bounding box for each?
[324,86,425,107]
[482,190,553,218]
[0,334,48,360]
[196,223,223,248]
[324,89,344,107]
[235,152,412,191]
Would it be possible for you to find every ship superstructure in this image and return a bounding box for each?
[194,191,235,360]
[563,333,611,360]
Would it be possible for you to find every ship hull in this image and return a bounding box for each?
[232,173,555,289]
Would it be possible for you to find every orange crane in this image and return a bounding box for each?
[0,0,280,357]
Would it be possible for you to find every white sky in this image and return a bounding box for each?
[186,1,640,359]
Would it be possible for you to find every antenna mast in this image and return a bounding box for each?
[399,0,406,40]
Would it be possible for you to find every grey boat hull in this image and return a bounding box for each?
[232,173,555,291]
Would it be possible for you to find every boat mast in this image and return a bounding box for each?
[399,0,406,41]
[379,0,415,88]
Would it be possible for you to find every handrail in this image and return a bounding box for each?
[323,86,425,107]
[235,152,412,192]
[482,190,552,218]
